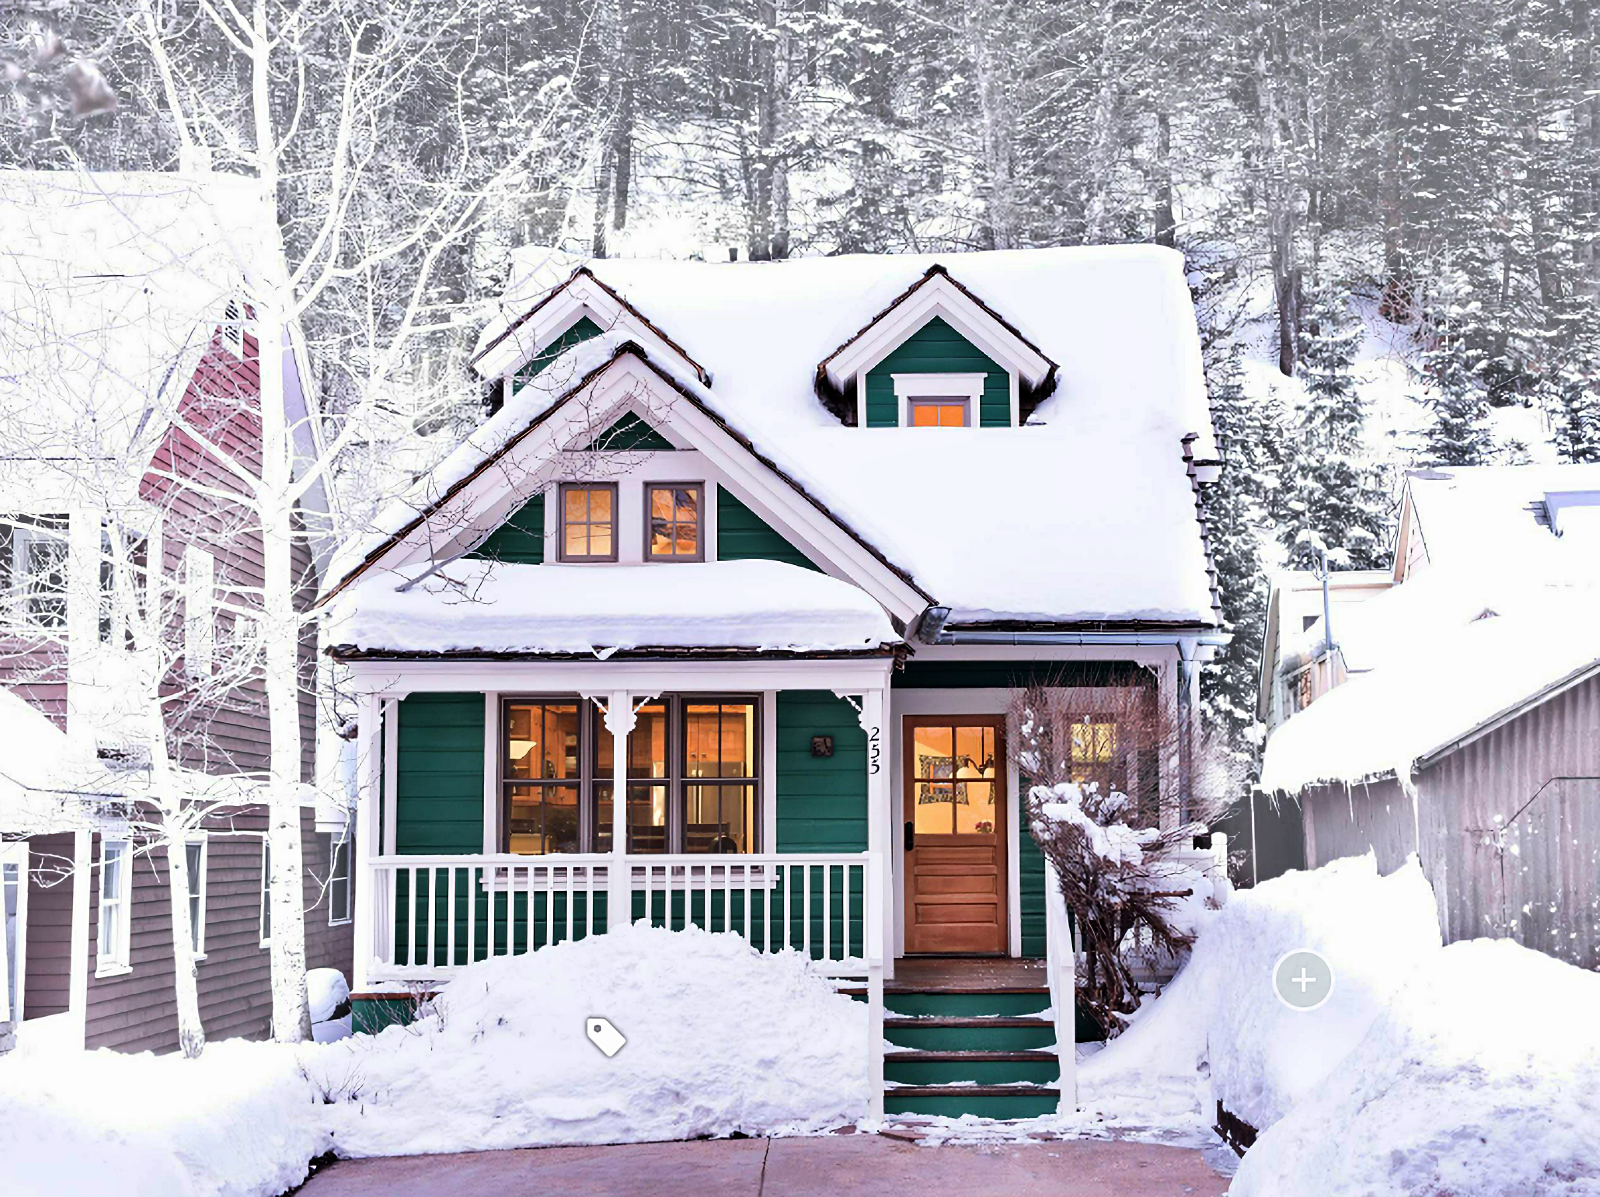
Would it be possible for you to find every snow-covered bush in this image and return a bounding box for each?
[306,923,866,1156]
[1233,938,1600,1197]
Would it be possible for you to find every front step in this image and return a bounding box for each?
[879,976,1059,1118]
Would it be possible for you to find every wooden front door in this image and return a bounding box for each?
[903,717,1008,955]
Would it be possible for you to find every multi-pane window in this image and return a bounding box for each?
[646,484,703,561]
[259,840,271,946]
[0,515,69,629]
[328,834,351,925]
[96,839,131,973]
[502,695,759,855]
[504,701,583,853]
[1069,716,1118,794]
[185,838,207,955]
[907,399,970,427]
[559,483,617,561]
[911,722,999,836]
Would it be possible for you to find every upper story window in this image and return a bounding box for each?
[646,484,703,561]
[559,483,617,562]
[907,398,970,428]
[0,514,68,630]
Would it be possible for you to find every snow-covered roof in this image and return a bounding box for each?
[0,688,107,833]
[1259,561,1600,791]
[337,246,1219,627]
[327,559,900,657]
[1404,463,1600,573]
[0,169,278,504]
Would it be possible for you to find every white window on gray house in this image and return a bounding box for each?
[328,834,351,926]
[96,839,132,975]
[185,837,207,956]
[183,546,216,679]
[220,297,247,358]
[259,839,271,946]
[0,515,69,630]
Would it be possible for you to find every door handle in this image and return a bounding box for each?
[904,820,915,852]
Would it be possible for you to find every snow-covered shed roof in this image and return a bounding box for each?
[1401,463,1600,577]
[327,559,899,657]
[336,246,1219,628]
[0,688,106,833]
[1259,558,1600,791]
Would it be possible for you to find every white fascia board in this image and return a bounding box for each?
[891,372,986,399]
[824,275,1051,391]
[474,279,700,387]
[345,655,896,700]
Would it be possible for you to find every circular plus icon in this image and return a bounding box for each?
[1273,949,1334,1011]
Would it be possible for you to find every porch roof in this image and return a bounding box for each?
[326,558,900,658]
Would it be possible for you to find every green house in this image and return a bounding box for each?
[322,246,1223,1119]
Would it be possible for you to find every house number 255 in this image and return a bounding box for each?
[868,726,881,775]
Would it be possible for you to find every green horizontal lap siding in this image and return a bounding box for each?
[514,314,602,386]
[863,316,1010,427]
[584,411,675,451]
[715,488,820,570]
[466,494,544,564]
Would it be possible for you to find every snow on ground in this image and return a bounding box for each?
[303,924,867,1157]
[1232,938,1600,1197]
[1073,853,1440,1134]
[0,1040,326,1197]
[327,558,898,655]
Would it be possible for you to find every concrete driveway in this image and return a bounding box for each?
[298,1134,1231,1196]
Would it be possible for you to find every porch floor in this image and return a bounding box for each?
[889,955,1049,993]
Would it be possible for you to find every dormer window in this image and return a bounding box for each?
[896,373,983,428]
[646,484,703,561]
[907,398,970,428]
[559,483,617,562]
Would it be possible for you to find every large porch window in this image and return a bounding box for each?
[501,694,758,855]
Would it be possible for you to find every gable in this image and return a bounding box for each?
[514,315,603,388]
[466,493,543,564]
[583,410,675,452]
[716,487,821,571]
[864,317,1010,428]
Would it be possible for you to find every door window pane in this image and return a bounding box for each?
[913,723,999,837]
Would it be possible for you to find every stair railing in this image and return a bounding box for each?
[1043,857,1078,1112]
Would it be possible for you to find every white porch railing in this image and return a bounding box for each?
[366,851,882,984]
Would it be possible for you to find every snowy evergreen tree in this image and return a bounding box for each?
[1279,288,1391,571]
[1419,269,1495,466]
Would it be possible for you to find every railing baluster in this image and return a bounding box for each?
[466,865,477,965]
[544,862,555,948]
[744,861,755,949]
[802,863,812,959]
[823,863,832,962]
[565,862,575,943]
[406,865,417,971]
[446,866,457,968]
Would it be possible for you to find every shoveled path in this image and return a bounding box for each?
[298,1135,1230,1197]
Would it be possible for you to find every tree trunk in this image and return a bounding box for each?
[1574,0,1600,296]
[966,1,1019,250]
[769,0,791,260]
[1154,110,1176,248]
[165,831,204,1058]
[610,0,634,234]
[1250,2,1299,375]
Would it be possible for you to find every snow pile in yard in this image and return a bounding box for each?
[1232,938,1600,1197]
[309,924,867,1155]
[328,558,897,655]
[0,1041,323,1197]
[1079,853,1440,1133]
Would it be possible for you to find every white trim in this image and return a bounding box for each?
[1,841,29,1022]
[892,372,985,399]
[67,830,89,1045]
[220,297,246,358]
[383,698,400,855]
[93,837,133,978]
[183,545,217,680]
[761,690,778,852]
[258,837,272,949]
[326,831,352,926]
[184,834,208,958]
[481,692,499,854]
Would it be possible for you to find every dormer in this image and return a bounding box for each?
[815,265,1057,427]
[469,266,711,411]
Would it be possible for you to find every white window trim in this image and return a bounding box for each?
[2,841,30,1022]
[220,298,247,358]
[94,838,133,978]
[258,838,272,949]
[183,545,216,680]
[327,832,352,927]
[185,834,208,959]
[894,373,985,427]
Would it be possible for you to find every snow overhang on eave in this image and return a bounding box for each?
[469,265,712,387]
[815,265,1057,415]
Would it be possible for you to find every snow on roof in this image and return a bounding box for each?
[0,169,275,503]
[327,558,899,656]
[1405,463,1600,570]
[1259,571,1600,791]
[0,688,103,832]
[341,246,1218,626]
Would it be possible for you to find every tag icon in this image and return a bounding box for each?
[586,1016,626,1058]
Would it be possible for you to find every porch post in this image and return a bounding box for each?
[353,692,382,992]
[860,687,892,983]
[603,691,636,927]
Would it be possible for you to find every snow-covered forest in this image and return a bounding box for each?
[6,0,1600,759]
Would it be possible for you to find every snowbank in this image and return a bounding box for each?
[1232,938,1600,1197]
[327,558,898,655]
[1080,853,1440,1132]
[307,924,867,1156]
[0,1041,324,1197]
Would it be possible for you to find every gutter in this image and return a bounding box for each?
[932,628,1230,649]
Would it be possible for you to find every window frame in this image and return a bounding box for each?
[0,514,70,631]
[95,837,133,977]
[327,832,351,926]
[496,694,762,855]
[905,397,972,428]
[643,482,706,563]
[891,371,985,427]
[183,545,217,680]
[259,838,272,948]
[184,834,208,958]
[556,482,620,563]
[220,297,247,359]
